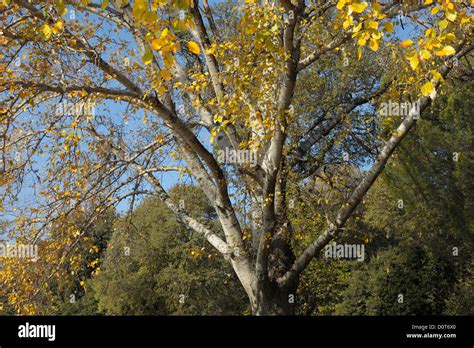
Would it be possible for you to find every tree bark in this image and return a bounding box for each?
[254,221,298,315]
[254,277,299,315]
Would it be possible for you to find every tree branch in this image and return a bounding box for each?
[277,42,474,287]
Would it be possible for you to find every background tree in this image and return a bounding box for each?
[51,210,114,315]
[333,81,474,315]
[91,185,248,315]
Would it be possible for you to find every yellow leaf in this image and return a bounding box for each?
[40,24,53,40]
[371,31,382,40]
[353,22,363,33]
[407,55,419,70]
[163,53,175,69]
[160,69,172,80]
[439,19,448,30]
[160,28,169,38]
[188,41,201,55]
[400,40,413,48]
[52,21,63,34]
[56,0,67,15]
[367,20,378,30]
[336,0,347,10]
[430,69,444,82]
[435,45,456,57]
[421,81,434,97]
[369,38,379,52]
[446,10,456,22]
[352,2,368,14]
[151,38,163,50]
[384,21,394,33]
[420,49,432,60]
[445,33,456,42]
[343,17,353,29]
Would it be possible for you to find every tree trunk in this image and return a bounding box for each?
[253,278,299,315]
[254,235,299,315]
[252,220,298,315]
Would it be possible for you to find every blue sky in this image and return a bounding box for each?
[2,0,427,228]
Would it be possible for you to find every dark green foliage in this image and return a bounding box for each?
[91,185,248,315]
[335,245,457,315]
[445,261,474,315]
[333,82,473,315]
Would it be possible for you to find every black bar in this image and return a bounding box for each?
[0,316,473,346]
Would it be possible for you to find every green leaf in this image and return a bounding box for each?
[142,51,153,65]
[101,0,109,11]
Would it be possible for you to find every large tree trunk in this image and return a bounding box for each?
[253,222,299,316]
[254,279,299,315]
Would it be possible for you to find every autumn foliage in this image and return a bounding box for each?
[0,0,472,314]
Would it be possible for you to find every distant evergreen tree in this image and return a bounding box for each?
[91,185,248,315]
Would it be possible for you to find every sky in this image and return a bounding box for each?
[2,0,428,230]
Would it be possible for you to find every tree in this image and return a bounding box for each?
[0,207,114,315]
[334,82,474,315]
[50,209,114,315]
[445,261,474,315]
[91,185,248,315]
[0,0,472,315]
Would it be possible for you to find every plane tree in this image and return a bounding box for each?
[0,0,472,314]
